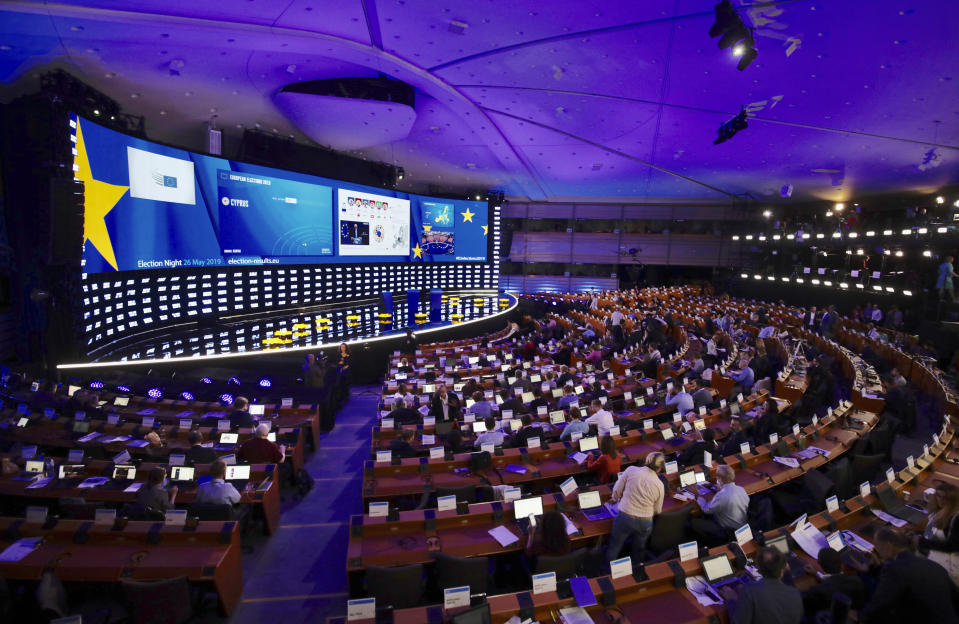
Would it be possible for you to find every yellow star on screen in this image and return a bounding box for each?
[412,243,423,259]
[482,225,489,235]
[75,121,129,271]
[422,225,432,232]
[460,207,475,223]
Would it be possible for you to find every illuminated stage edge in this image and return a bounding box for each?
[57,291,518,370]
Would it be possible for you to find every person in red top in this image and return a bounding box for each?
[237,424,285,464]
[586,435,621,484]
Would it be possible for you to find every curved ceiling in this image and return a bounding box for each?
[0,0,956,203]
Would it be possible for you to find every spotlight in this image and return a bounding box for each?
[227,376,241,385]
[88,380,104,390]
[147,387,163,400]
[258,377,272,388]
[709,0,757,70]
[936,196,945,204]
[200,377,213,384]
[714,107,748,145]
[181,391,195,401]
[116,384,131,393]
[923,250,933,257]
[762,209,772,218]
[834,203,845,211]
[220,393,234,406]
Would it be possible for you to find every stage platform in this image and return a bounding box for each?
[60,292,517,370]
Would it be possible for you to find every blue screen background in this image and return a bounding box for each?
[74,115,489,274]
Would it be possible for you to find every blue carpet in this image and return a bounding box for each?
[226,385,379,623]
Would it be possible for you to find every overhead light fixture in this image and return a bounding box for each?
[762,209,772,218]
[732,235,740,240]
[714,107,749,145]
[903,290,913,296]
[923,250,932,257]
[710,0,757,70]
[826,211,833,217]
[834,202,845,211]
[866,231,875,237]
[936,196,945,204]
[938,227,948,233]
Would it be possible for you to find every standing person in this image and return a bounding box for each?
[605,452,666,562]
[302,353,326,389]
[400,329,417,356]
[939,256,959,302]
[337,343,352,382]
[820,305,838,339]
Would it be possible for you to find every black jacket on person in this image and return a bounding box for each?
[388,438,418,459]
[185,444,218,466]
[860,550,959,624]
[729,577,803,624]
[229,410,256,430]
[389,406,420,426]
[802,573,867,615]
[677,439,717,467]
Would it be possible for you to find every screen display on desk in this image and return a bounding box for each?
[71,113,489,273]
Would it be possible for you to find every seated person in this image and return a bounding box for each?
[678,427,717,467]
[445,429,469,454]
[237,423,285,464]
[391,382,415,406]
[467,390,493,421]
[719,418,749,456]
[499,388,528,416]
[388,398,419,425]
[691,465,749,543]
[143,431,168,459]
[474,416,505,449]
[509,414,541,448]
[389,429,418,458]
[584,399,615,436]
[229,396,257,430]
[136,466,177,513]
[195,459,243,505]
[560,406,591,440]
[666,384,695,415]
[721,546,802,624]
[525,510,572,561]
[185,430,218,465]
[557,385,578,409]
[528,387,550,413]
[801,547,867,616]
[586,435,621,484]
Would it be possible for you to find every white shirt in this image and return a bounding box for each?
[610,310,624,326]
[584,409,615,436]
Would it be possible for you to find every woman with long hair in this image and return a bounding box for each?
[919,482,959,584]
[586,435,621,484]
[525,510,572,559]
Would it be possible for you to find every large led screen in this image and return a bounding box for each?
[71,114,488,273]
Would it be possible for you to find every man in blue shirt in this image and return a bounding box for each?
[666,385,694,416]
[729,361,755,400]
[559,406,591,440]
[557,385,579,409]
[691,465,749,543]
[195,459,242,506]
[938,255,958,301]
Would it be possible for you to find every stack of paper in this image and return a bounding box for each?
[488,525,520,547]
[0,537,43,562]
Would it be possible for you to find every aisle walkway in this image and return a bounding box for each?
[227,385,379,624]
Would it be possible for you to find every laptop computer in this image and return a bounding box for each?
[766,534,807,577]
[876,485,927,525]
[513,495,544,535]
[451,602,490,624]
[114,396,130,407]
[169,465,196,487]
[578,490,612,521]
[215,432,239,451]
[52,464,87,489]
[701,552,749,591]
[105,464,137,489]
[225,464,251,490]
[12,459,46,481]
[827,530,872,569]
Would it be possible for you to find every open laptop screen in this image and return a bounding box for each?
[225,465,251,481]
[578,491,601,510]
[513,496,543,519]
[701,553,734,583]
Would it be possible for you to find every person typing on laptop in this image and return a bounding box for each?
[136,466,177,513]
[237,423,285,464]
[559,406,590,440]
[584,399,615,436]
[473,416,505,449]
[586,435,621,484]
[185,430,217,465]
[195,459,242,506]
[691,465,749,544]
[229,396,256,430]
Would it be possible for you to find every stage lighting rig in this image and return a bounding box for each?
[714,108,748,145]
[709,1,757,70]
